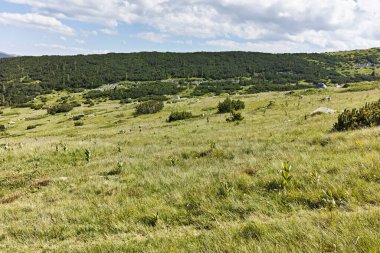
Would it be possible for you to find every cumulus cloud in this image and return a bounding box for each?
[35,43,109,55]
[0,12,75,35]
[4,0,380,52]
[133,32,168,43]
[99,28,118,35]
[75,39,86,45]
[206,39,310,53]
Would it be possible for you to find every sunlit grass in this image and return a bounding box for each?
[0,82,379,252]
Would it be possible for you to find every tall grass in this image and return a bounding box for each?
[0,84,379,252]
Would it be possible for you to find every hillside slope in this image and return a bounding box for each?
[0,83,379,252]
[1,49,380,106]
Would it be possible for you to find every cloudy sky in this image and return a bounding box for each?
[0,0,380,55]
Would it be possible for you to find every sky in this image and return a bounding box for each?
[1,0,380,56]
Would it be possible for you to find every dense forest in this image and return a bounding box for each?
[0,50,379,106]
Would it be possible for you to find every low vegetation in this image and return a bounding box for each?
[333,99,380,131]
[217,97,245,113]
[168,111,193,122]
[1,49,380,107]
[0,77,379,252]
[74,121,84,126]
[47,102,80,115]
[226,111,244,122]
[84,82,185,102]
[135,100,164,115]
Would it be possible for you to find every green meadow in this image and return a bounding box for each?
[0,83,379,252]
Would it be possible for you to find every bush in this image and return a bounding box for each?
[135,101,164,115]
[26,124,37,130]
[72,114,85,121]
[105,161,124,176]
[47,102,79,115]
[226,111,244,122]
[74,121,84,126]
[83,99,95,106]
[120,98,132,104]
[168,111,192,122]
[13,103,31,108]
[333,99,380,131]
[0,125,6,131]
[30,104,44,110]
[217,97,245,113]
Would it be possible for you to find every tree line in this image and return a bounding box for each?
[0,51,379,106]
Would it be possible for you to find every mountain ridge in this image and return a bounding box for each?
[0,52,15,58]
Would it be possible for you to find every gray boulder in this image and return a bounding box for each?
[310,107,336,116]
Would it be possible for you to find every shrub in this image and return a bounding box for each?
[74,121,84,126]
[47,102,79,115]
[72,114,85,121]
[280,162,292,188]
[217,97,245,113]
[105,161,124,176]
[0,125,6,131]
[120,98,132,104]
[26,124,37,130]
[30,104,44,110]
[70,101,81,107]
[14,103,31,108]
[333,99,380,131]
[135,100,164,115]
[226,111,244,122]
[140,213,159,227]
[85,149,91,162]
[168,111,192,122]
[83,99,95,106]
[322,190,336,211]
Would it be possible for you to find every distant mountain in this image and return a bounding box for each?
[0,52,14,58]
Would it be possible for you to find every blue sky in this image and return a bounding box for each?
[1,0,380,56]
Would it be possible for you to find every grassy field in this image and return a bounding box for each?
[0,83,379,252]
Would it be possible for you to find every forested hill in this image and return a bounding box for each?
[0,50,380,106]
[0,52,346,86]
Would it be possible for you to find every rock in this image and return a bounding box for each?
[310,107,336,116]
[316,83,327,89]
[321,96,331,101]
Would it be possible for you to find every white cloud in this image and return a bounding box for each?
[4,0,380,52]
[174,40,193,45]
[0,12,74,35]
[99,28,118,35]
[133,32,168,43]
[206,39,310,53]
[81,30,98,37]
[34,43,109,55]
[75,39,86,45]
